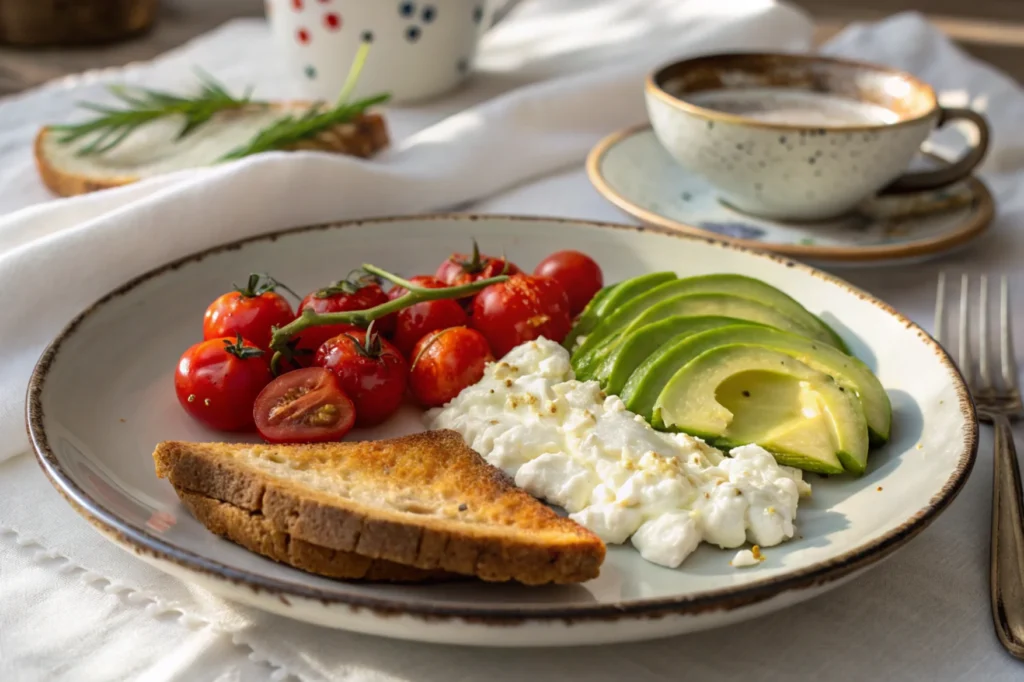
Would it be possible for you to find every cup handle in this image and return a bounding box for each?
[882,107,990,194]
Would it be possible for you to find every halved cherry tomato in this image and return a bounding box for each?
[293,274,391,362]
[409,327,493,408]
[387,275,446,301]
[203,274,295,350]
[533,251,603,316]
[253,367,356,443]
[392,298,468,357]
[174,335,272,431]
[315,325,408,426]
[470,274,572,357]
[435,240,520,288]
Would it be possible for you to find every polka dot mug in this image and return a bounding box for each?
[266,0,518,103]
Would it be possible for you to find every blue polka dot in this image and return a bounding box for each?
[361,30,374,43]
[304,65,317,80]
[406,25,421,42]
[472,5,483,23]
[422,5,436,22]
[399,1,415,17]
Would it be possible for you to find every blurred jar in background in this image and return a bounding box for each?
[0,0,159,47]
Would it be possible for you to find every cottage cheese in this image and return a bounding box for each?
[427,338,810,568]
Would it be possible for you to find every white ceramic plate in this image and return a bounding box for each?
[587,125,994,268]
[28,215,977,647]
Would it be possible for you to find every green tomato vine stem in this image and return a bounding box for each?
[268,264,507,374]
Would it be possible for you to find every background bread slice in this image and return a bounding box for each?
[35,102,388,198]
[176,488,455,582]
[154,430,606,585]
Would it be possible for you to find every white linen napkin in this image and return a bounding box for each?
[0,0,813,464]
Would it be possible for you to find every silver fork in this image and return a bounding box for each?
[936,272,1024,659]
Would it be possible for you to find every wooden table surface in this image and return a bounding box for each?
[1,0,1021,96]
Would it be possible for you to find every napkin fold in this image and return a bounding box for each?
[0,0,813,464]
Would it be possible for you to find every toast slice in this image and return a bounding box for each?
[36,103,388,198]
[153,430,606,585]
[176,488,453,582]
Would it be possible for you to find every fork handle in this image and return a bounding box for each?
[990,413,1024,659]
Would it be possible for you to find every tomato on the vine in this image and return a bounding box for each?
[470,274,572,357]
[435,240,520,288]
[174,335,272,431]
[533,251,604,316]
[315,324,408,426]
[203,274,296,351]
[409,327,494,408]
[392,298,468,357]
[387,275,446,301]
[253,367,356,443]
[293,273,391,362]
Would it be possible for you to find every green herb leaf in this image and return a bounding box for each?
[52,71,265,157]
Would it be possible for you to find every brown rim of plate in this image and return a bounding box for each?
[25,214,978,624]
[645,52,940,133]
[587,124,994,263]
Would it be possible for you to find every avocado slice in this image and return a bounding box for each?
[593,316,766,394]
[655,344,870,475]
[623,325,891,445]
[571,274,846,371]
[573,292,831,380]
[562,272,676,351]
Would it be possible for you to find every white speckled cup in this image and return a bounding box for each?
[266,0,518,104]
[644,53,990,221]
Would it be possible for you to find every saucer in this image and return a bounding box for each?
[586,125,994,266]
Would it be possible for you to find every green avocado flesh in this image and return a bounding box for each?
[654,345,870,475]
[570,274,845,373]
[562,272,676,351]
[623,324,890,445]
[593,316,765,394]
[573,292,828,380]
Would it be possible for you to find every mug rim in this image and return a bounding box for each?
[645,52,940,132]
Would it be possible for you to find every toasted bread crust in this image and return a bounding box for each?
[154,431,605,585]
[35,106,389,198]
[176,488,454,582]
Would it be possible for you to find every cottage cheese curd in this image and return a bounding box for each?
[427,338,811,568]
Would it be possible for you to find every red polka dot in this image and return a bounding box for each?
[292,0,303,10]
[324,12,341,30]
[297,27,310,44]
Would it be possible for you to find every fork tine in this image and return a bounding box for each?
[935,271,947,344]
[980,275,993,390]
[960,273,973,386]
[1000,275,1019,392]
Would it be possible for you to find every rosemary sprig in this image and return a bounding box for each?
[51,70,262,157]
[219,42,389,161]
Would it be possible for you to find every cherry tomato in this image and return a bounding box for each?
[471,274,572,357]
[387,275,446,301]
[392,299,468,357]
[294,275,392,361]
[253,367,356,443]
[533,251,604,316]
[202,274,295,350]
[409,327,493,408]
[315,325,408,426]
[174,335,272,431]
[435,240,520,287]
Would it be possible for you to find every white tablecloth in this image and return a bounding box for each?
[2,2,1023,680]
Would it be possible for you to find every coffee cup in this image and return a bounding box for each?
[266,0,518,104]
[644,53,990,221]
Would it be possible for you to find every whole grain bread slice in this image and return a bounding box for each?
[153,430,605,585]
[176,488,454,582]
[36,103,388,198]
